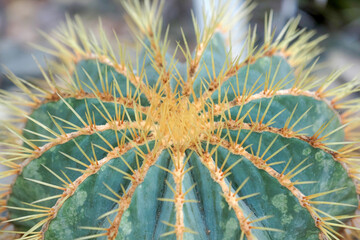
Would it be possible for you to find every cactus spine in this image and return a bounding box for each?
[0,0,359,239]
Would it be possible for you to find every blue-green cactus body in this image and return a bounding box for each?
[1,1,359,240]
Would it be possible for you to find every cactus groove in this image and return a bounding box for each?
[0,0,359,239]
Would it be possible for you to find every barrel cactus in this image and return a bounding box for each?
[0,0,359,239]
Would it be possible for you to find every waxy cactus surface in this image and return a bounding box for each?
[0,1,359,239]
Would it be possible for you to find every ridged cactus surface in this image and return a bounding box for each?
[0,1,359,239]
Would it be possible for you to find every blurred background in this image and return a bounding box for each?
[0,0,359,90]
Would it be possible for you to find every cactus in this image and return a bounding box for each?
[0,0,359,239]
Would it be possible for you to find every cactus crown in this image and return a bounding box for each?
[0,0,359,239]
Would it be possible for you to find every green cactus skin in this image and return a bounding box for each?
[0,1,359,240]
